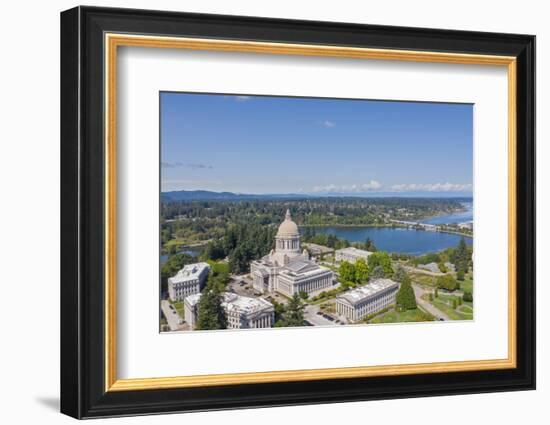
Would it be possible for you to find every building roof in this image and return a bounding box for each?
[276,209,299,237]
[184,292,274,315]
[222,292,274,314]
[168,262,210,284]
[337,279,399,305]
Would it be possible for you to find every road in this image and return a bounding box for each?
[160,300,184,331]
[304,304,342,327]
[412,284,450,321]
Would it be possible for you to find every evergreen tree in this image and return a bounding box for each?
[396,275,417,310]
[463,291,473,302]
[453,237,470,273]
[281,294,305,327]
[364,237,377,252]
[196,286,227,330]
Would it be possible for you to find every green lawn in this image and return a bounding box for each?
[409,273,437,287]
[369,307,435,324]
[429,294,473,320]
[170,300,185,318]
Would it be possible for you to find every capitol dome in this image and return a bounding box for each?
[277,209,299,236]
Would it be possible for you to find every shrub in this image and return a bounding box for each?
[463,291,473,302]
[436,274,459,291]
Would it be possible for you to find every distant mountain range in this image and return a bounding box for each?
[161,189,473,202]
[161,190,308,202]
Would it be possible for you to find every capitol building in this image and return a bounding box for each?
[251,210,335,298]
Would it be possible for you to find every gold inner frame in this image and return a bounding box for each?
[104,33,517,392]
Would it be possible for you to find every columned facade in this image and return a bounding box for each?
[251,210,335,297]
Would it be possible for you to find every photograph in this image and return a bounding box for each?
[159,92,474,332]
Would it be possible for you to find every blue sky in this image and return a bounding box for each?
[161,92,473,196]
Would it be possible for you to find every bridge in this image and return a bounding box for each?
[389,220,439,231]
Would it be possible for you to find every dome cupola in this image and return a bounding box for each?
[277,209,299,237]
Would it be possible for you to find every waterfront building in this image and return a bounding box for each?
[336,279,399,322]
[168,262,210,302]
[184,292,275,330]
[251,210,335,297]
[335,246,372,263]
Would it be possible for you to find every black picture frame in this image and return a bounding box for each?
[61,5,536,419]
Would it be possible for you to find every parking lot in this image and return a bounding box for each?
[304,303,346,327]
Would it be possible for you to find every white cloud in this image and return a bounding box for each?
[389,182,472,192]
[312,180,382,193]
[161,162,213,169]
[322,120,336,128]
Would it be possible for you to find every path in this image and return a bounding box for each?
[412,284,450,321]
[160,300,184,331]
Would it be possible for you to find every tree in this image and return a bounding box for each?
[393,265,408,283]
[196,287,227,330]
[299,290,309,301]
[370,265,386,279]
[456,269,465,281]
[367,252,393,277]
[354,259,369,283]
[396,274,417,310]
[438,262,447,273]
[434,288,439,298]
[452,237,471,273]
[280,294,305,327]
[436,274,459,291]
[339,261,356,284]
[364,237,377,252]
[452,298,458,309]
[463,291,473,302]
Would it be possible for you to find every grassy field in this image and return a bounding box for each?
[427,294,473,320]
[409,272,437,287]
[369,307,435,324]
[170,300,185,318]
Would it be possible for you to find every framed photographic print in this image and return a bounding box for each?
[60,6,535,419]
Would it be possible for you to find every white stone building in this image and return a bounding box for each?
[184,292,275,330]
[168,262,210,302]
[250,210,335,297]
[334,246,372,263]
[336,279,399,322]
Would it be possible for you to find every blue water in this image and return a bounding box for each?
[307,226,472,256]
[160,247,201,265]
[420,202,473,225]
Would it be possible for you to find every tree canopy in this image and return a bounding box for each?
[436,274,460,291]
[277,293,305,327]
[368,252,393,277]
[196,285,227,330]
[396,274,417,310]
